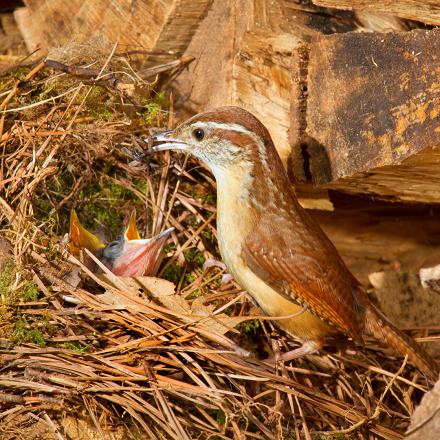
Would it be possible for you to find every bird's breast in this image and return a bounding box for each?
[216,185,331,343]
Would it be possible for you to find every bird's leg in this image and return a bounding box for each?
[267,340,320,364]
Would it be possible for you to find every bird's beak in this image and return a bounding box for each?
[124,210,141,240]
[148,131,188,153]
[69,210,105,256]
[111,227,174,277]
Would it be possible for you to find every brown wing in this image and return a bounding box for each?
[242,211,363,339]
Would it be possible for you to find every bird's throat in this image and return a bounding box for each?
[214,162,258,275]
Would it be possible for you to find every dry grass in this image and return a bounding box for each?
[0,50,438,440]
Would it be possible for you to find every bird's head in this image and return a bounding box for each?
[101,211,173,277]
[148,106,277,175]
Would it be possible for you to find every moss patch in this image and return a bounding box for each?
[12,319,46,347]
[0,261,14,300]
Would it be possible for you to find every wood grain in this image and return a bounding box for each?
[233,29,300,166]
[311,195,440,285]
[313,0,440,26]
[290,28,440,203]
[24,0,212,56]
[13,7,42,53]
[171,0,251,115]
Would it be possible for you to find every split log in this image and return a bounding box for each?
[168,1,440,202]
[313,0,440,27]
[310,195,440,284]
[233,29,299,165]
[16,0,440,203]
[170,0,251,115]
[0,11,26,55]
[291,28,440,203]
[369,270,440,351]
[173,0,294,162]
[23,0,212,56]
[13,7,41,54]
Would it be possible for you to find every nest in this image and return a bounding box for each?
[0,50,437,440]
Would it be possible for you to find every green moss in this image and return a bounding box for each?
[64,341,89,353]
[78,177,143,236]
[185,289,203,301]
[140,103,161,125]
[84,85,107,103]
[163,242,177,253]
[238,319,260,335]
[215,409,226,426]
[88,103,114,120]
[0,261,15,298]
[163,265,184,285]
[201,193,216,205]
[133,179,148,193]
[139,91,168,125]
[12,319,46,347]
[53,169,75,192]
[183,249,206,268]
[184,273,195,285]
[12,67,31,78]
[34,169,74,223]
[19,281,39,302]
[81,202,122,236]
[200,228,215,243]
[105,180,134,199]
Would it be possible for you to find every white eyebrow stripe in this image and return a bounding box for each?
[203,122,256,138]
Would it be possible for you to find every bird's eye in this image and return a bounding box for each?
[107,241,119,248]
[192,128,205,141]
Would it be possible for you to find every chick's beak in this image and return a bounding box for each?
[124,210,141,241]
[110,228,174,277]
[148,131,188,153]
[69,210,105,256]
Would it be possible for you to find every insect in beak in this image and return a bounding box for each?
[146,131,188,154]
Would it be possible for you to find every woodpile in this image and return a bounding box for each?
[11,1,440,198]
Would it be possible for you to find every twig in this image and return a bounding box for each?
[313,356,408,436]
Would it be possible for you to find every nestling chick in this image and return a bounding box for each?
[69,210,173,277]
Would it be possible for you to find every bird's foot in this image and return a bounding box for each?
[203,258,227,271]
[203,258,233,284]
[266,340,319,364]
[221,273,234,284]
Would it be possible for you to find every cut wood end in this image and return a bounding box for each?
[289,27,440,204]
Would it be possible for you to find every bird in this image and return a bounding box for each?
[140,105,439,381]
[69,210,173,277]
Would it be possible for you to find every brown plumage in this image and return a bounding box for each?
[146,106,439,381]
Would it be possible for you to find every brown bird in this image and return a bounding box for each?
[144,106,439,380]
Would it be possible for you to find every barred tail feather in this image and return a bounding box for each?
[364,304,439,382]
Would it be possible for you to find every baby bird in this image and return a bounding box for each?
[69,210,173,277]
